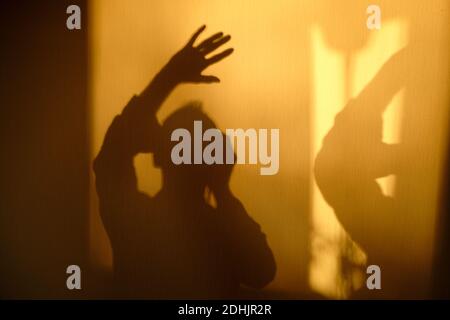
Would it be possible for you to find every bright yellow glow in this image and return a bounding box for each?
[309,26,347,298]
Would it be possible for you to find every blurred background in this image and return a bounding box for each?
[1,0,449,299]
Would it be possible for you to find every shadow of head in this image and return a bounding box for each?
[154,101,234,196]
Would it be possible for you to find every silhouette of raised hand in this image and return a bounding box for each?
[163,25,234,84]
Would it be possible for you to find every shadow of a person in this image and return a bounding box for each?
[314,48,410,297]
[93,25,276,299]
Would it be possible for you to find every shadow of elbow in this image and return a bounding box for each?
[243,254,277,289]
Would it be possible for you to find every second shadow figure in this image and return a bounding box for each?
[94,25,276,299]
[314,48,410,297]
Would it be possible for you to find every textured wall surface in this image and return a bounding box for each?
[89,0,449,298]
